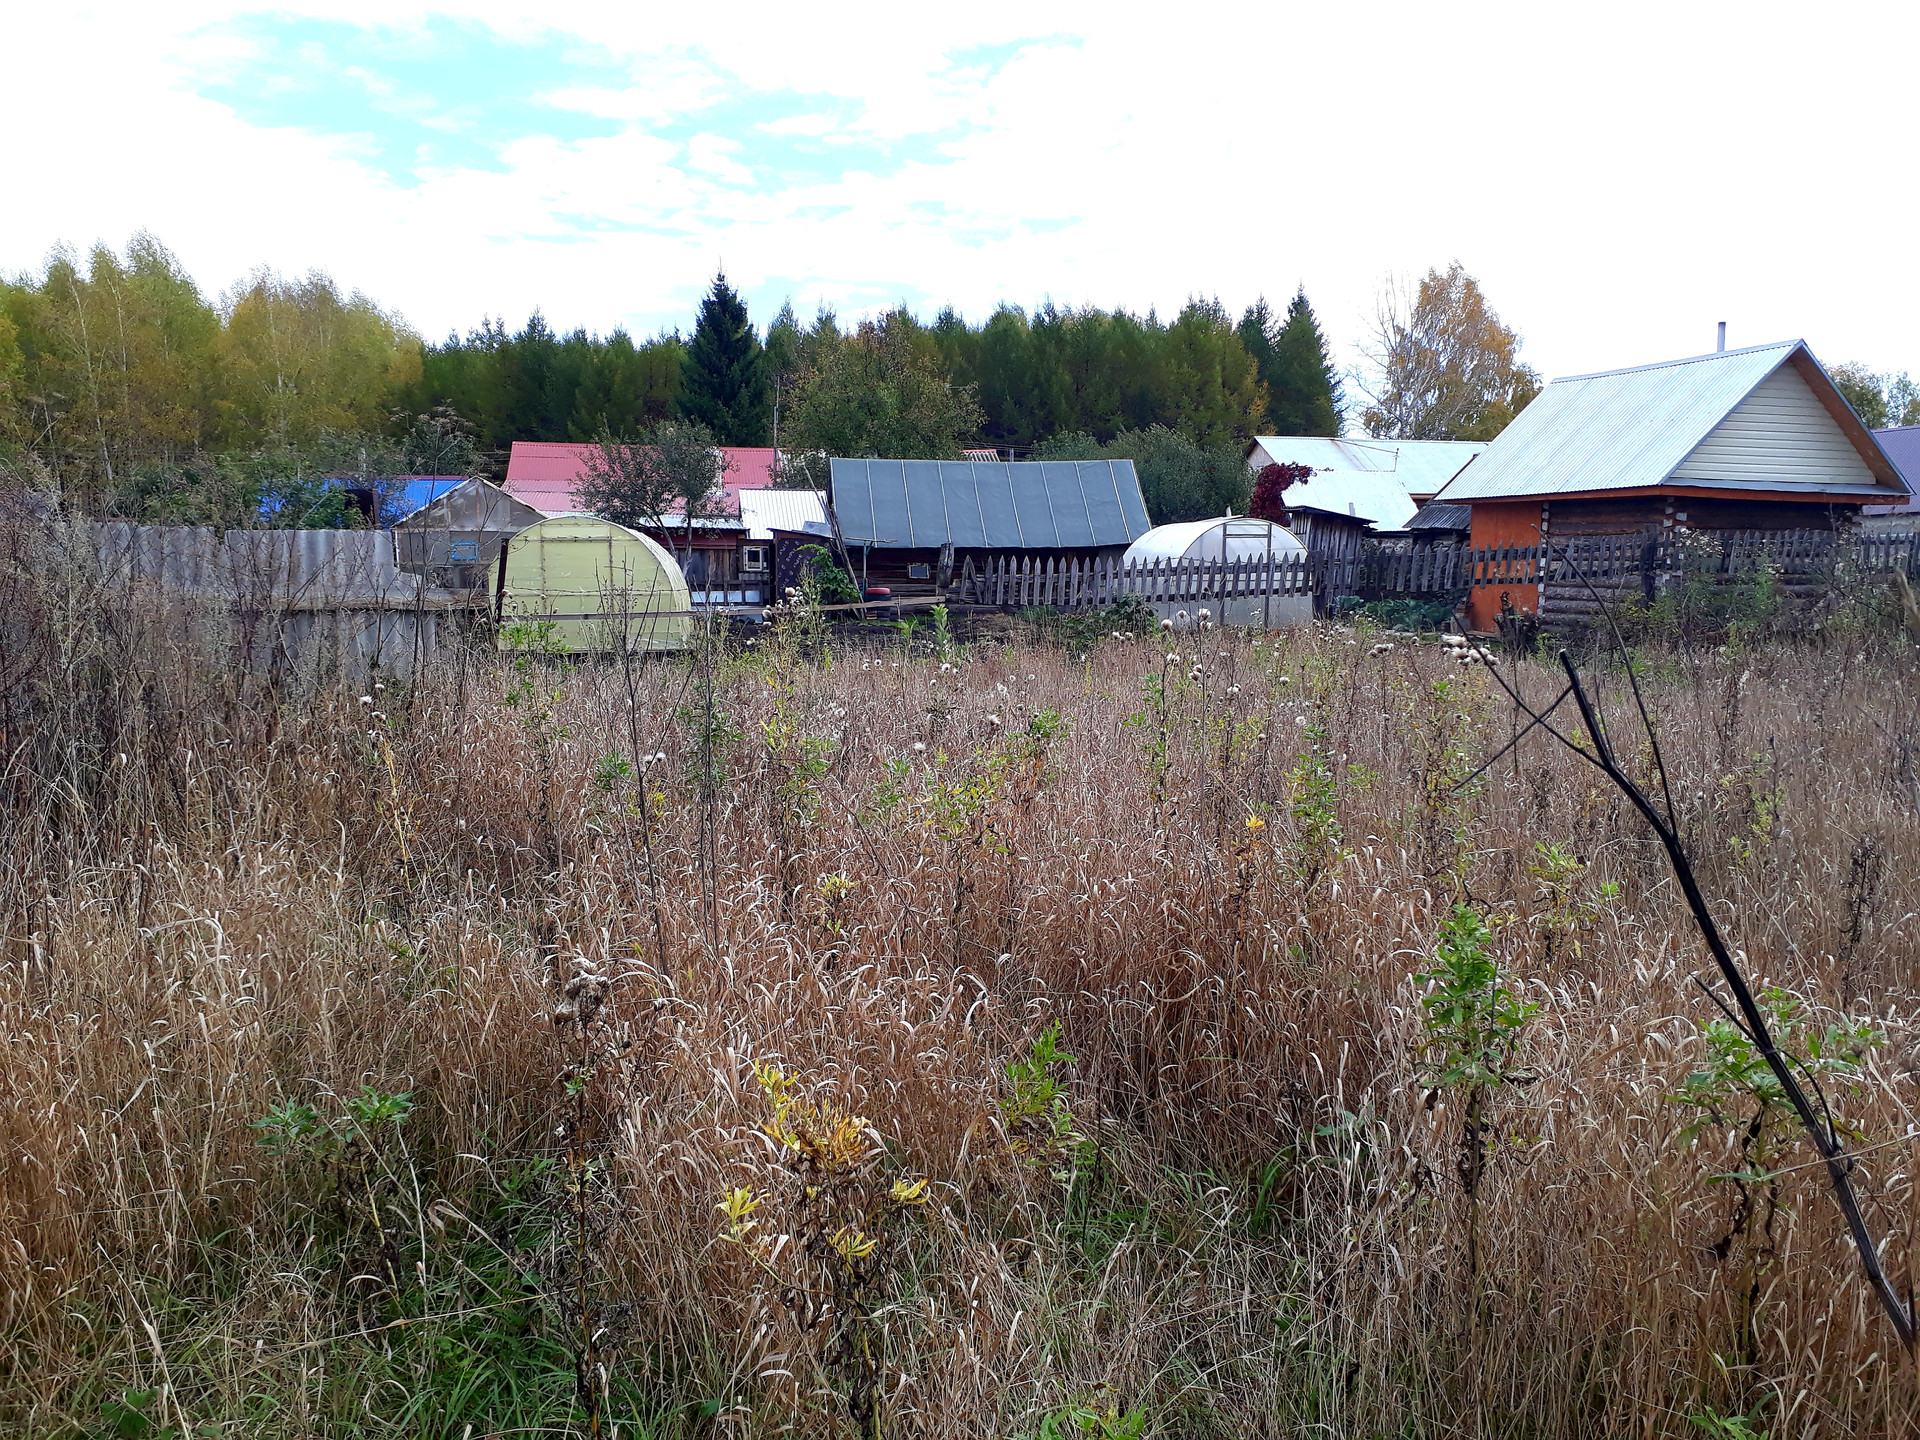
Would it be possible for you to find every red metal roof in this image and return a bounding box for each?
[504,442,782,517]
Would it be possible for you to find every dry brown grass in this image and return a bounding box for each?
[5,560,1920,1437]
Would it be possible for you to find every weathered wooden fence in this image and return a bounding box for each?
[1354,528,1920,599]
[957,552,1317,610]
[954,528,1920,621]
[1361,527,1920,626]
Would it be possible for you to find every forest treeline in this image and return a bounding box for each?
[0,231,1541,525]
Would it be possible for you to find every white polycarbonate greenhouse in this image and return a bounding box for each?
[1121,516,1306,566]
[1121,517,1311,628]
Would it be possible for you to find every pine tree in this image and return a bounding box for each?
[679,270,769,445]
[1268,288,1343,436]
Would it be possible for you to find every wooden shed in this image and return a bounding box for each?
[1433,339,1911,631]
[826,457,1152,595]
[395,478,544,590]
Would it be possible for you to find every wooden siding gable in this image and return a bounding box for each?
[1670,362,1882,491]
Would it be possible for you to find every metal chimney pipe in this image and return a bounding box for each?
[1717,322,1726,353]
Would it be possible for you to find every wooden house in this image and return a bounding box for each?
[826,458,1151,594]
[737,488,827,601]
[501,441,785,602]
[1432,339,1911,631]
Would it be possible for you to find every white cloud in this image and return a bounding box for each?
[543,63,729,124]
[6,0,1920,384]
[686,134,753,186]
[760,113,837,137]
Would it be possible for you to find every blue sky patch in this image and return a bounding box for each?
[192,14,1015,196]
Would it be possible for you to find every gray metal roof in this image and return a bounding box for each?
[1407,500,1472,531]
[1250,436,1484,498]
[1278,469,1420,528]
[738,487,828,539]
[1438,340,1906,502]
[1868,426,1920,514]
[829,458,1152,549]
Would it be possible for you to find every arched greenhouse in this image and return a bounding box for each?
[1121,517,1311,628]
[494,516,693,653]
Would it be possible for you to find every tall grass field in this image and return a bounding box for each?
[5,541,1920,1437]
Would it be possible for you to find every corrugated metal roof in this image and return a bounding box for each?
[396,477,470,517]
[1280,469,1418,528]
[829,459,1151,549]
[738,488,827,539]
[1868,426,1920,514]
[1250,436,1484,497]
[1407,500,1472,532]
[504,442,784,516]
[1438,340,1907,502]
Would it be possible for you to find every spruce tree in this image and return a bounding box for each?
[1274,288,1344,435]
[1236,297,1278,425]
[679,270,769,445]
[1242,288,1344,436]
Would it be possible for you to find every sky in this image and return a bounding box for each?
[7,0,1918,392]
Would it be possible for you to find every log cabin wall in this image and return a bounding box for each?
[1543,495,1849,535]
[1466,501,1547,631]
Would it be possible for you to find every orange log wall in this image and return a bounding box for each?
[1465,502,1544,632]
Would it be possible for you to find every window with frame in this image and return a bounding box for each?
[741,544,769,572]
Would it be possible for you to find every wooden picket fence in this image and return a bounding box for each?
[1354,528,1920,600]
[957,552,1316,610]
[952,527,1920,618]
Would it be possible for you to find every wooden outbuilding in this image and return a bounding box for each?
[393,478,544,590]
[1432,339,1911,630]
[501,440,785,603]
[826,457,1152,595]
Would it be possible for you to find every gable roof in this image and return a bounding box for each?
[395,477,473,517]
[1438,340,1908,503]
[1868,426,1920,514]
[1280,468,1419,528]
[829,458,1151,549]
[1249,436,1485,500]
[394,477,545,533]
[739,488,827,539]
[504,441,783,516]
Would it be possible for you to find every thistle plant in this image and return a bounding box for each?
[1123,656,1176,827]
[1287,720,1342,893]
[501,618,572,879]
[761,663,833,920]
[1526,839,1613,961]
